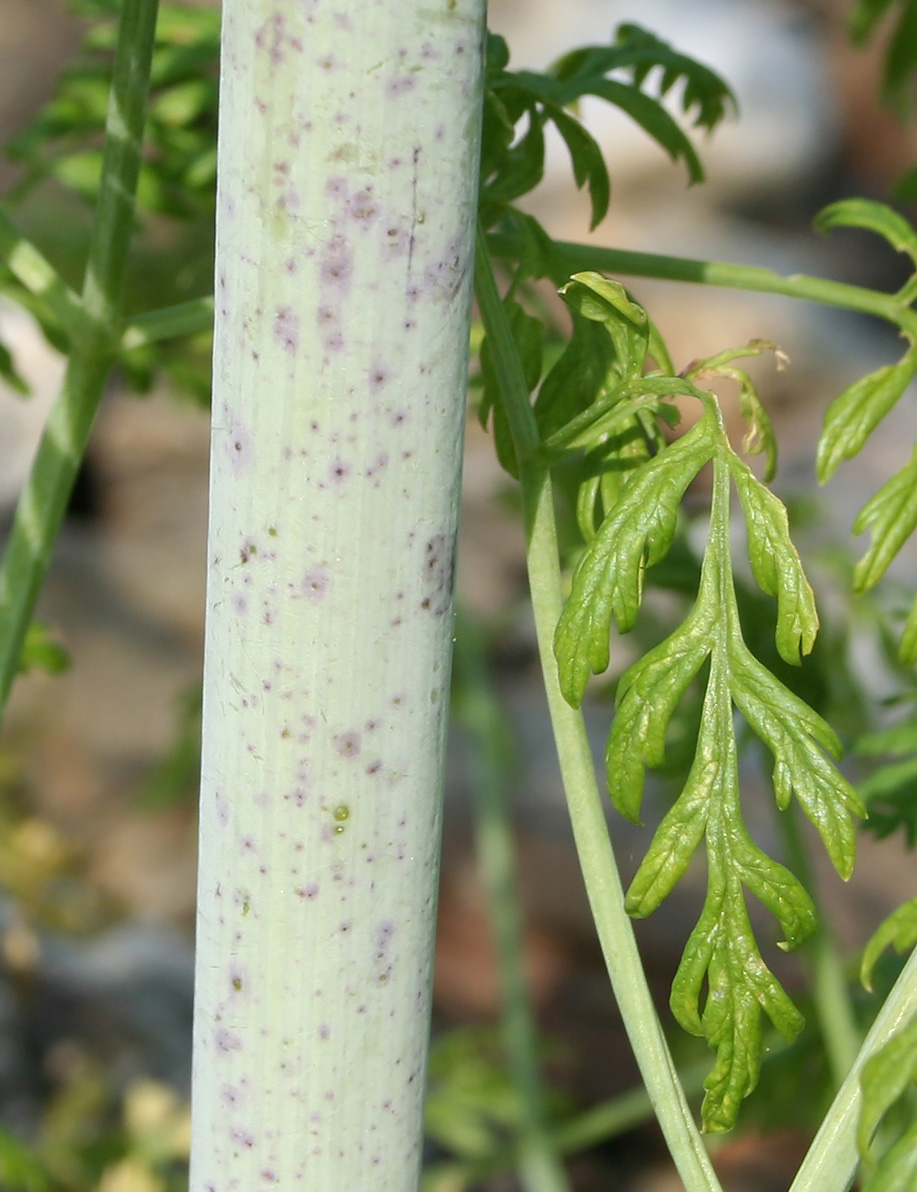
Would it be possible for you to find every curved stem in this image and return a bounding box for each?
[474,223,722,1192]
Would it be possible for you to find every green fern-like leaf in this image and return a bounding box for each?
[555,412,716,705]
[853,446,917,593]
[849,0,917,115]
[551,313,862,1128]
[480,24,735,231]
[816,351,916,485]
[861,895,917,991]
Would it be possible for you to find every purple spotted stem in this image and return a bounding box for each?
[189,2,487,1188]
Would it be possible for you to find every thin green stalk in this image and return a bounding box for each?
[0,0,159,722]
[121,296,214,349]
[424,1062,711,1192]
[551,1058,711,1156]
[779,803,861,1090]
[474,223,722,1192]
[789,946,917,1192]
[0,208,84,339]
[452,611,570,1192]
[426,1036,800,1190]
[487,233,917,337]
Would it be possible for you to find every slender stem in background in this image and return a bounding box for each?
[121,296,214,349]
[452,611,570,1192]
[0,0,160,723]
[0,208,85,339]
[487,233,917,337]
[474,223,723,1192]
[425,1061,713,1192]
[789,946,917,1192]
[779,803,861,1090]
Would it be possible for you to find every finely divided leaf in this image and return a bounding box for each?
[729,643,865,878]
[544,102,611,229]
[560,272,649,377]
[614,23,737,131]
[849,0,917,115]
[534,309,619,439]
[479,298,543,477]
[586,78,704,183]
[551,24,736,135]
[735,841,817,951]
[670,877,805,1133]
[0,339,29,396]
[734,368,778,481]
[849,0,899,44]
[729,456,819,664]
[554,414,716,706]
[816,351,916,483]
[815,198,917,269]
[862,1120,917,1192]
[624,776,710,915]
[901,591,917,666]
[852,446,917,592]
[546,375,693,454]
[858,1012,917,1183]
[482,108,547,208]
[607,608,714,824]
[861,896,917,991]
[622,648,723,910]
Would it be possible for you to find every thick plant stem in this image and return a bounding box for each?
[189,4,485,1190]
[453,613,570,1192]
[0,0,159,722]
[474,230,722,1192]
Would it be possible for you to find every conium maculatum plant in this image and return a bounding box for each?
[4,6,917,1192]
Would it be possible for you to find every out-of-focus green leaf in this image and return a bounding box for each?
[17,622,70,677]
[479,298,543,478]
[853,446,917,593]
[849,0,917,115]
[815,198,917,269]
[858,1010,917,1189]
[862,896,917,991]
[816,351,916,484]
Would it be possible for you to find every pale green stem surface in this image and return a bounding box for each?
[189,4,486,1189]
[789,946,917,1192]
[453,613,570,1192]
[0,0,159,722]
[474,227,723,1192]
